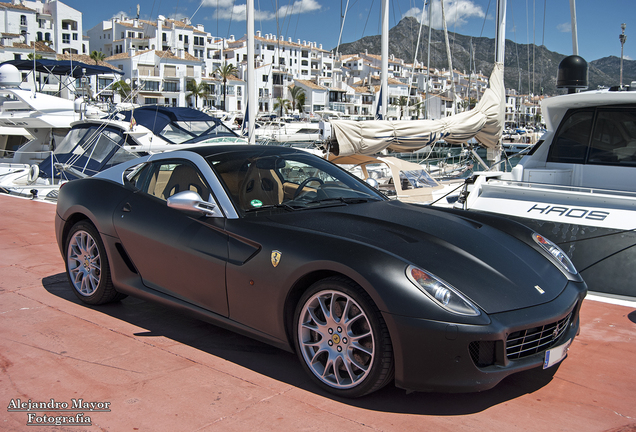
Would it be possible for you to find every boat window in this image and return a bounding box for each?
[81,129,125,164]
[103,146,141,169]
[588,109,636,166]
[159,120,236,143]
[547,110,593,163]
[400,170,439,189]
[54,127,91,155]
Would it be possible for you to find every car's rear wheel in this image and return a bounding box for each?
[65,221,125,305]
[294,277,394,397]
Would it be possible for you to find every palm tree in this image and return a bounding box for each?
[296,92,305,114]
[112,80,132,100]
[213,63,237,111]
[289,86,305,114]
[273,97,291,117]
[90,50,106,64]
[186,80,210,108]
[392,96,410,120]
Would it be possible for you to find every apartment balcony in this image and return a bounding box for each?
[133,69,160,78]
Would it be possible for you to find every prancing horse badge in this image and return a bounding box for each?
[271,250,282,267]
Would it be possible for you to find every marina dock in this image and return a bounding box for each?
[1,194,634,431]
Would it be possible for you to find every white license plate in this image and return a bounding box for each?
[543,338,572,369]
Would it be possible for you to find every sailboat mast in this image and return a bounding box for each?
[246,0,256,144]
[495,0,507,63]
[569,0,578,55]
[381,0,388,119]
[425,0,432,119]
[441,0,455,114]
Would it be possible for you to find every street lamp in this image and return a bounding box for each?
[619,23,627,88]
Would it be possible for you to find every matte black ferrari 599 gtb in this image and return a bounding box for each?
[55,145,586,397]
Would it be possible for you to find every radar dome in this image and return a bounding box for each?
[557,55,588,94]
[0,64,22,87]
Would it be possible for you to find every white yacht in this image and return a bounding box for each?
[456,56,636,297]
[0,105,246,200]
[0,63,104,172]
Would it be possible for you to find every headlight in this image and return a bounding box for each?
[407,266,481,316]
[533,233,577,275]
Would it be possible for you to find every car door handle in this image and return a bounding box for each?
[122,203,132,212]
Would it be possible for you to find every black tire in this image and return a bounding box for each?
[293,277,394,398]
[64,221,126,305]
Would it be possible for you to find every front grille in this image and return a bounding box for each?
[469,340,496,367]
[506,310,573,360]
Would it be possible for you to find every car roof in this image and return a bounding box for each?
[185,144,315,159]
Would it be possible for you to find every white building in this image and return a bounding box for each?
[105,48,202,107]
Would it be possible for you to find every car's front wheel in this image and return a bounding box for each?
[294,277,394,397]
[65,221,126,305]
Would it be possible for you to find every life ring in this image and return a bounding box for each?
[27,165,39,184]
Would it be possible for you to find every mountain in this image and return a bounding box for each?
[335,16,635,96]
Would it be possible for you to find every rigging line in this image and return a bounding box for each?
[283,0,294,37]
[526,0,530,97]
[336,0,350,56]
[361,0,375,40]
[511,4,521,106]
[227,0,236,39]
[292,3,301,40]
[479,0,491,38]
[391,0,399,28]
[452,0,458,55]
[406,0,427,112]
[149,0,157,21]
[540,0,546,95]
[532,0,536,96]
[189,0,205,22]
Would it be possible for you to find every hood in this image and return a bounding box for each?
[270,200,568,314]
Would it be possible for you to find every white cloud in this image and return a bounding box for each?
[168,12,189,22]
[557,22,571,33]
[204,0,321,22]
[110,11,128,20]
[403,0,485,29]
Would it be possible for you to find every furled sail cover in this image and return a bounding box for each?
[330,62,505,156]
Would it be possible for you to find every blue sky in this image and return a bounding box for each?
[68,0,633,63]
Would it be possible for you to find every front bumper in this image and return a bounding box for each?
[383,280,586,393]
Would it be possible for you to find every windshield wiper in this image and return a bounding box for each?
[244,203,298,213]
[305,196,381,206]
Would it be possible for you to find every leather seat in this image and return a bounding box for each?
[239,163,284,208]
[162,164,210,200]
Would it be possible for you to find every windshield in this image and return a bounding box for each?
[400,169,439,189]
[207,149,385,216]
[160,120,237,144]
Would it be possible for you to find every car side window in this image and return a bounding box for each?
[144,161,212,202]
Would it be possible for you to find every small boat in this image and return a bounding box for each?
[327,153,464,206]
[254,119,321,143]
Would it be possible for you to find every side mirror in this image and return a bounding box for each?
[167,190,223,218]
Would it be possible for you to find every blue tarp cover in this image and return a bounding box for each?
[1,59,123,77]
[119,106,222,137]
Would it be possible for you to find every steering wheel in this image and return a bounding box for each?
[293,177,324,199]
